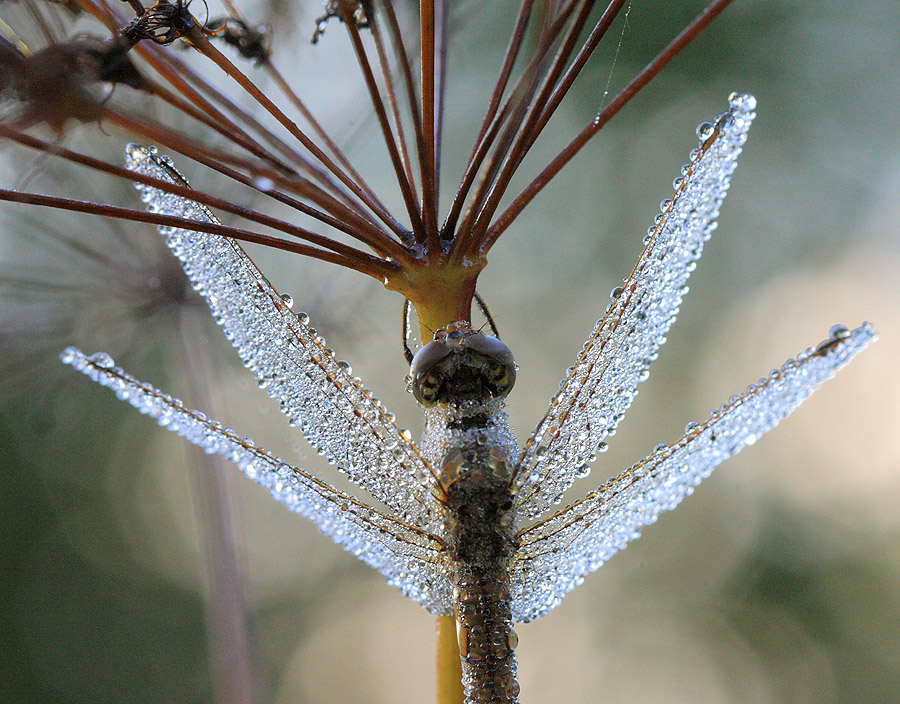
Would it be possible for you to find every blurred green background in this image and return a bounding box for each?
[1,1,898,702]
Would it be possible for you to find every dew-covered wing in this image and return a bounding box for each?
[62,347,452,615]
[125,144,443,530]
[510,94,757,520]
[509,323,874,622]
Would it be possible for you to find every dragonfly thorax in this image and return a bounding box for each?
[409,321,516,407]
[441,447,515,508]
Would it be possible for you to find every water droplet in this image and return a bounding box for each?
[695,121,715,141]
[280,293,294,308]
[254,176,275,192]
[728,92,757,111]
[597,441,608,453]
[829,324,850,340]
[90,352,115,368]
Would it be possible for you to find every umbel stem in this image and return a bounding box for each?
[437,616,465,704]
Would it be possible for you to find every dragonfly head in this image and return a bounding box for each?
[409,322,516,407]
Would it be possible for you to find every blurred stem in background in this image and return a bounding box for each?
[180,306,257,704]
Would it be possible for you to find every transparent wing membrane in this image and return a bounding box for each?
[511,93,757,519]
[125,144,444,529]
[509,323,875,622]
[61,347,453,615]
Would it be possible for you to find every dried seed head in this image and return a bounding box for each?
[312,0,372,44]
[0,35,146,133]
[122,0,205,46]
[206,17,271,65]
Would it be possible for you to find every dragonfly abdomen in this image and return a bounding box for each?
[453,565,519,703]
[444,459,520,704]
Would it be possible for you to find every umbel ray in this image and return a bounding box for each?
[62,96,872,703]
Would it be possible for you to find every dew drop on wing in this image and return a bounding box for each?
[90,352,115,369]
[830,324,850,340]
[696,120,715,140]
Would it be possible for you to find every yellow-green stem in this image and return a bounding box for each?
[387,258,485,341]
[436,616,464,704]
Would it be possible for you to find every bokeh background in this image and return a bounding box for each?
[1,1,898,702]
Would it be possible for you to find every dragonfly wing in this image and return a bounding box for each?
[509,323,874,623]
[125,145,443,529]
[511,94,757,519]
[62,347,452,615]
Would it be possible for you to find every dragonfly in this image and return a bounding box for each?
[60,92,874,703]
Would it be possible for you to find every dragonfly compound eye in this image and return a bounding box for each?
[409,328,517,407]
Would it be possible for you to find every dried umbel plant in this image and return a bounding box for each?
[0,1,874,703]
